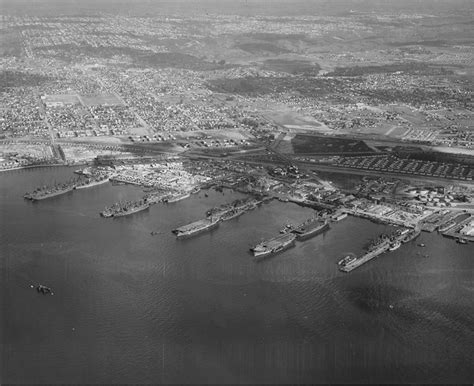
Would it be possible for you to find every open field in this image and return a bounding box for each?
[43,94,81,106]
[80,94,124,107]
[291,134,375,154]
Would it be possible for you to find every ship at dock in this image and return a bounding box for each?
[101,198,150,218]
[339,239,390,273]
[291,217,329,240]
[388,241,401,251]
[165,192,191,203]
[365,230,399,252]
[338,254,357,268]
[24,179,77,201]
[206,197,262,222]
[220,208,245,222]
[190,186,200,194]
[251,232,296,261]
[75,174,110,190]
[172,216,221,238]
[76,175,109,189]
[402,227,421,243]
[340,227,415,273]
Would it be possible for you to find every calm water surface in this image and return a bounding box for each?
[1,167,473,383]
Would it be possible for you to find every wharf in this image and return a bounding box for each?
[419,210,462,232]
[330,210,348,222]
[349,209,415,228]
[437,212,469,232]
[442,214,474,242]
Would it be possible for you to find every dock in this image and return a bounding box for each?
[420,210,458,232]
[442,214,473,242]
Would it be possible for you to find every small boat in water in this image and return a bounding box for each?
[338,255,357,267]
[36,284,53,295]
[457,238,468,244]
[388,241,401,251]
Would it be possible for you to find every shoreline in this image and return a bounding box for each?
[0,162,89,173]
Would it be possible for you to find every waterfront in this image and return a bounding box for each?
[1,167,473,383]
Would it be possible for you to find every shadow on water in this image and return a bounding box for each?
[344,283,414,314]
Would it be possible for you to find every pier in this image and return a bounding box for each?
[442,214,474,242]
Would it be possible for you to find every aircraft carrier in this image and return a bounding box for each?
[172,216,221,238]
[251,232,296,261]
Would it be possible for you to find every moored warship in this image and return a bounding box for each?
[75,174,110,190]
[291,217,329,240]
[172,216,221,238]
[24,179,77,201]
[101,198,150,218]
[251,232,296,261]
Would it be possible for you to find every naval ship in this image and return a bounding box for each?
[24,180,77,201]
[75,174,110,190]
[172,216,221,238]
[101,199,150,218]
[251,232,296,261]
[291,217,329,240]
